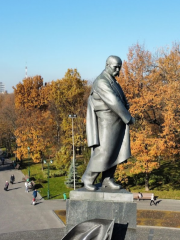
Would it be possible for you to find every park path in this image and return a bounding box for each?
[1,158,180,240]
[0,159,66,234]
[136,198,180,212]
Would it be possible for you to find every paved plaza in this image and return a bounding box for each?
[0,160,66,234]
[1,159,180,239]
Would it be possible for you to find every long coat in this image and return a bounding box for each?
[86,70,133,172]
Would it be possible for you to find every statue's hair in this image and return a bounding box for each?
[106,56,122,66]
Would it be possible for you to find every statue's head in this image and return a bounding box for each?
[105,56,122,77]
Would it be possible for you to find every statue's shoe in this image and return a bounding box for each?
[83,182,97,191]
[81,177,97,191]
[102,178,121,190]
[81,173,98,191]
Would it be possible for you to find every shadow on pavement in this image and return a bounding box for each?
[16,181,24,184]
[8,187,22,191]
[41,194,62,199]
[34,202,43,205]
[0,163,14,172]
[156,200,162,205]
[50,194,62,199]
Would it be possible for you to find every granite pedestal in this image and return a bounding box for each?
[65,186,137,240]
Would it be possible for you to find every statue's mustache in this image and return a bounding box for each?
[113,71,119,76]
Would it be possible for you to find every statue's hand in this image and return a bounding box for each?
[131,117,135,124]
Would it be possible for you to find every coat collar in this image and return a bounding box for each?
[103,70,116,84]
[103,70,128,106]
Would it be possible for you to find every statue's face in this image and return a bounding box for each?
[109,63,121,77]
[106,57,122,77]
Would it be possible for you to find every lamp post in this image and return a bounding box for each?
[44,160,53,199]
[68,114,77,190]
[27,147,30,177]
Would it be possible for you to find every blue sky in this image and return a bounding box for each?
[0,0,179,93]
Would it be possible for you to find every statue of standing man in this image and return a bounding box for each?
[82,56,135,191]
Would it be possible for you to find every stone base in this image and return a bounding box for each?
[70,185,133,202]
[65,187,137,240]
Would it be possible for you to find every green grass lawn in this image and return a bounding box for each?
[121,159,180,200]
[21,159,73,200]
[40,176,73,200]
[17,157,180,200]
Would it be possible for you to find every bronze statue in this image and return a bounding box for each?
[82,56,135,191]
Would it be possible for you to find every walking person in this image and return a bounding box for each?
[138,192,143,201]
[63,193,67,200]
[1,157,5,165]
[4,181,9,191]
[10,174,15,184]
[25,180,29,193]
[32,189,38,200]
[150,193,156,206]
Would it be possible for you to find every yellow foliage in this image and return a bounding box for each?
[116,43,180,179]
[14,76,56,163]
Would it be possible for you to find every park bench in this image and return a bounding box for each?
[133,192,153,200]
[15,164,20,170]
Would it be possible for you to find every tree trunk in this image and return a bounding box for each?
[145,172,149,191]
[57,125,60,146]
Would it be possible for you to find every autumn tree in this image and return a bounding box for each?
[153,43,180,161]
[49,69,89,170]
[13,76,56,163]
[0,93,16,155]
[115,43,180,190]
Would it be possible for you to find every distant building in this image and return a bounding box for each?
[0,82,5,93]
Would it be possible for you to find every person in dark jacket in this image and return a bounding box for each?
[1,157,5,165]
[82,56,135,191]
[10,174,15,184]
